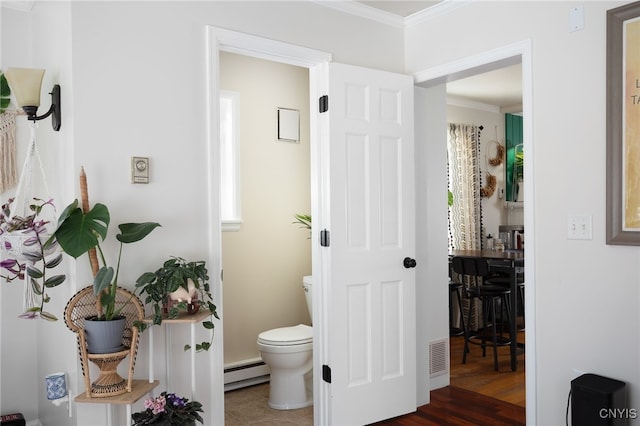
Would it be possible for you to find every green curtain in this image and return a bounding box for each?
[505,113,523,201]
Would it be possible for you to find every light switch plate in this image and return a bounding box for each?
[131,157,149,184]
[567,215,592,240]
[569,5,584,32]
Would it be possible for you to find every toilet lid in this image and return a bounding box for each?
[258,324,312,346]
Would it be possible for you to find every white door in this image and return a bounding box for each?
[322,62,416,425]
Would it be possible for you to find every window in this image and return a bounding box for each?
[220,90,241,231]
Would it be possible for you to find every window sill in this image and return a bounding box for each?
[222,220,243,232]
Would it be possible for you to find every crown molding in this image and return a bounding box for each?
[311,0,472,29]
[310,0,404,28]
[405,0,473,28]
[447,95,500,114]
[1,0,34,12]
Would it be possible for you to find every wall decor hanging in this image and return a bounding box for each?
[606,1,640,245]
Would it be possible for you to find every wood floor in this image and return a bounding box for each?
[370,329,526,426]
[225,328,526,425]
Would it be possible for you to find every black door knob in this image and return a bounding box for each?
[403,257,417,268]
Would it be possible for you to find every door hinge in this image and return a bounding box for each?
[322,364,332,383]
[319,95,329,113]
[320,229,330,247]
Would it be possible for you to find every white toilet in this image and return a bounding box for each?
[257,275,313,410]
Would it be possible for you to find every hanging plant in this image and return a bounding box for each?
[0,71,10,113]
[0,197,66,320]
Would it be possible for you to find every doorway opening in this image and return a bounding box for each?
[414,39,535,424]
[207,26,332,426]
[219,51,313,425]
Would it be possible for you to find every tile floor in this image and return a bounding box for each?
[224,383,313,426]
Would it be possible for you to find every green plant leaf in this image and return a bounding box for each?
[116,222,161,244]
[44,274,66,288]
[26,265,43,279]
[30,278,42,295]
[22,251,43,263]
[55,201,110,258]
[40,311,58,321]
[93,266,114,295]
[0,74,9,97]
[45,254,63,269]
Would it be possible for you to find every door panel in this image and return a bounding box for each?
[326,62,416,425]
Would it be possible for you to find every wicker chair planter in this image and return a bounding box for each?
[64,286,144,398]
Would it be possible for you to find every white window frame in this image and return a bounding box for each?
[220,90,242,231]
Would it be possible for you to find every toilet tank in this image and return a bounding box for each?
[303,275,313,320]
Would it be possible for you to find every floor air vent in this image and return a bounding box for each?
[429,338,449,378]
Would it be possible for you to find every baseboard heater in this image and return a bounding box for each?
[224,358,270,392]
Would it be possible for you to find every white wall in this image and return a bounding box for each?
[1,2,405,425]
[7,2,636,425]
[1,3,76,425]
[220,52,312,365]
[408,2,639,425]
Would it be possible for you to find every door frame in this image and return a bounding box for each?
[413,38,536,424]
[205,26,332,425]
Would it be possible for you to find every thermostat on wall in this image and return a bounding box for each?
[131,157,149,184]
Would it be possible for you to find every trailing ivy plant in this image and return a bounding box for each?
[0,198,66,320]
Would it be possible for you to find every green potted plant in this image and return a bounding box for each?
[52,199,160,353]
[135,256,218,352]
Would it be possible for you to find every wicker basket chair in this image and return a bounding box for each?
[64,285,145,398]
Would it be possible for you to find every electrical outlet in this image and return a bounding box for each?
[568,215,592,240]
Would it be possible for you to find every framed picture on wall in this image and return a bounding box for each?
[606,1,640,245]
[277,107,300,143]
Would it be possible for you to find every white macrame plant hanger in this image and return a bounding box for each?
[3,122,54,314]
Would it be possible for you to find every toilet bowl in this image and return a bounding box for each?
[257,324,313,409]
[257,276,313,410]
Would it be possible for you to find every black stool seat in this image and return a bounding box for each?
[452,255,512,371]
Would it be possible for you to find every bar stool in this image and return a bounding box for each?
[452,256,512,371]
[449,279,465,336]
[485,262,525,330]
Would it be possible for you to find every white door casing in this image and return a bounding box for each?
[208,27,418,425]
[323,62,416,425]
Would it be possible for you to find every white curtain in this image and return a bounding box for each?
[448,123,482,250]
[448,123,483,331]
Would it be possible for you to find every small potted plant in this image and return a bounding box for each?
[132,391,203,426]
[293,213,311,238]
[53,199,160,353]
[0,197,66,320]
[135,257,218,352]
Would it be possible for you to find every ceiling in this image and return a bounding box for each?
[358,1,443,17]
[356,0,523,110]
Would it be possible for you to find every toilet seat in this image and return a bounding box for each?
[258,324,312,346]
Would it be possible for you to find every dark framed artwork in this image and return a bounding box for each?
[606,1,640,245]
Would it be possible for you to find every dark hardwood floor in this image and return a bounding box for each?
[370,328,526,426]
[371,386,525,426]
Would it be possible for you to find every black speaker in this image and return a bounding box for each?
[571,373,629,425]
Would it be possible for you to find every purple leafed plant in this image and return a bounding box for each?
[0,197,66,321]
